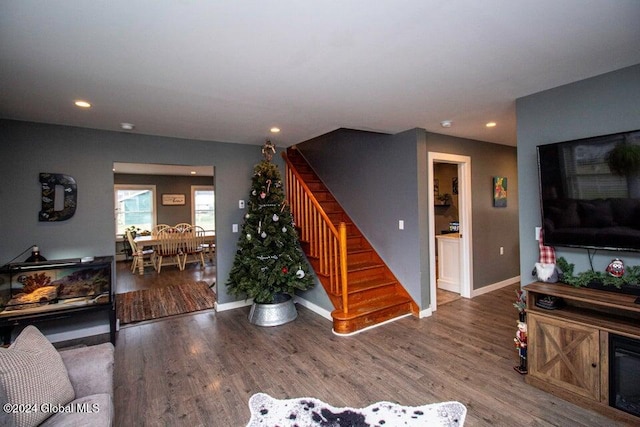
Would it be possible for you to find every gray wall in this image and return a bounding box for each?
[297,127,520,309]
[298,128,426,307]
[517,64,640,283]
[114,173,213,228]
[0,119,260,310]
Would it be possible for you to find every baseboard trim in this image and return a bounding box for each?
[419,307,433,318]
[332,313,413,337]
[215,299,253,312]
[294,297,333,321]
[471,275,521,297]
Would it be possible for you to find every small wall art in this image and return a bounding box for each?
[162,194,186,206]
[493,176,507,207]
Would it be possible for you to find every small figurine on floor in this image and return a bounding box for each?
[514,321,528,374]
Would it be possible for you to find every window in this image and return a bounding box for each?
[114,185,156,235]
[192,185,215,230]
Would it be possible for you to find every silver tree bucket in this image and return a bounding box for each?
[248,294,297,326]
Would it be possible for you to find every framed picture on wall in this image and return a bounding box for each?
[493,177,507,207]
[162,194,186,206]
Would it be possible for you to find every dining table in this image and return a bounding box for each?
[133,230,215,275]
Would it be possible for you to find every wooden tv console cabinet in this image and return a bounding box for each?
[523,282,640,424]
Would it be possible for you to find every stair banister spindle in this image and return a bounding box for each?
[283,153,350,308]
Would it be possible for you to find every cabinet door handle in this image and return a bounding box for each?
[591,363,597,368]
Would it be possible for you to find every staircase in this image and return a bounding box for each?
[283,147,418,334]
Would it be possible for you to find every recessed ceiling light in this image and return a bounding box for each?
[440,120,453,128]
[120,123,135,131]
[270,127,281,133]
[74,100,92,108]
[486,122,497,128]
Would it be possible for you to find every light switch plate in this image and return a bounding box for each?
[232,224,238,233]
[239,200,245,209]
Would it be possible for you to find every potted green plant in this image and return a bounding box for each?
[227,141,313,326]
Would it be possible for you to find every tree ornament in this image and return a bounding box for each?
[296,269,305,279]
[261,231,267,238]
[261,139,276,162]
[260,192,266,199]
[606,258,625,278]
[246,233,252,240]
[282,267,288,274]
[245,213,250,219]
[252,190,257,196]
[282,226,287,233]
[273,214,279,222]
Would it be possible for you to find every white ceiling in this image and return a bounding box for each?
[1,1,639,148]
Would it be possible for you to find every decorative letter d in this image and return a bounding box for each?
[39,173,77,221]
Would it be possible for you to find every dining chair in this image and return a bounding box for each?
[155,227,185,273]
[181,225,206,268]
[198,227,216,263]
[126,230,156,274]
[152,224,170,235]
[174,223,192,233]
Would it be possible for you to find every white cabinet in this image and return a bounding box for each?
[436,233,460,292]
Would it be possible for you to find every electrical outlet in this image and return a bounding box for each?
[239,200,245,209]
[232,224,238,233]
[535,226,541,241]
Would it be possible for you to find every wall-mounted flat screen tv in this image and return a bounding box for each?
[537,129,640,252]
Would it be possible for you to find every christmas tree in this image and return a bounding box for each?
[227,141,313,303]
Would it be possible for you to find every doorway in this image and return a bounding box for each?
[428,152,473,310]
[113,162,216,294]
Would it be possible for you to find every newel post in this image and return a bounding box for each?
[339,222,348,313]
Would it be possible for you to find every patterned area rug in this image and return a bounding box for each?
[116,281,216,324]
[247,392,466,427]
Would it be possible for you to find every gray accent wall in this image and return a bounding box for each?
[297,127,520,309]
[298,129,426,306]
[517,64,640,283]
[0,119,260,310]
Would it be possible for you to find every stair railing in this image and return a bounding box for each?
[282,153,349,313]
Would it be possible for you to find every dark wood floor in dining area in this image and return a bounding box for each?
[115,259,217,294]
[113,275,623,426]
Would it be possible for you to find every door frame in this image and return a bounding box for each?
[428,152,473,309]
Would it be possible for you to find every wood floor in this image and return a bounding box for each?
[113,279,626,426]
[115,259,216,294]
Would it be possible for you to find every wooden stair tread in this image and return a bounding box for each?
[332,294,412,319]
[347,277,397,294]
[347,260,383,272]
